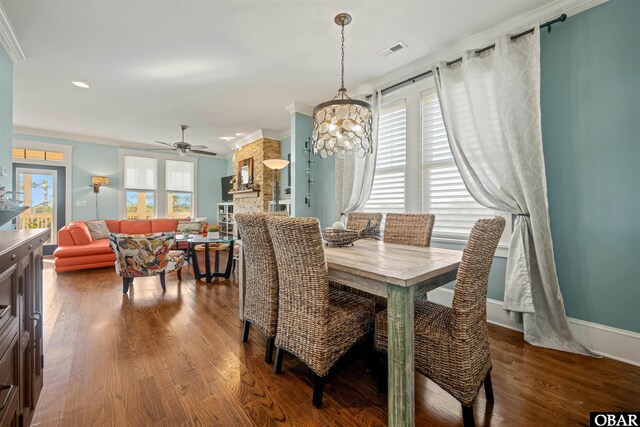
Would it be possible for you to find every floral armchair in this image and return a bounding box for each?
[108,232,184,294]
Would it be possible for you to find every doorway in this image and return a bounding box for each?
[13,164,67,255]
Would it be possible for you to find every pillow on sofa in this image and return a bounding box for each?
[68,221,93,245]
[85,220,110,240]
[192,218,208,232]
[177,221,203,234]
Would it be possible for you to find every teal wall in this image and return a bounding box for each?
[196,156,229,221]
[314,150,335,228]
[540,0,640,332]
[0,46,12,191]
[14,133,228,223]
[291,113,335,227]
[292,113,314,220]
[280,136,291,193]
[226,158,234,176]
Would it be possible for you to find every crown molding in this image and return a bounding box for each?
[229,128,282,150]
[0,3,25,63]
[13,125,232,159]
[353,0,608,95]
[285,101,313,117]
[279,128,291,140]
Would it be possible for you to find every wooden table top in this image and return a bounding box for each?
[324,239,463,287]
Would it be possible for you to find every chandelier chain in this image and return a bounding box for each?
[340,23,345,90]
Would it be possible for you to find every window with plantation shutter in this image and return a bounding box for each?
[363,99,406,213]
[421,88,505,239]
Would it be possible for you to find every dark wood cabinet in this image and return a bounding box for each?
[0,229,48,427]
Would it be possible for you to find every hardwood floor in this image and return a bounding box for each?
[32,254,640,426]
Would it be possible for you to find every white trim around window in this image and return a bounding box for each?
[118,149,198,219]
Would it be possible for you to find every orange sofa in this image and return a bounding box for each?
[54,219,196,273]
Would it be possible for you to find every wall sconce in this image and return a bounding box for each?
[90,176,109,193]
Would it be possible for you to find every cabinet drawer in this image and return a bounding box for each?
[0,385,18,427]
[0,329,18,427]
[0,267,17,338]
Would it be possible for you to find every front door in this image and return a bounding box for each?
[13,165,66,255]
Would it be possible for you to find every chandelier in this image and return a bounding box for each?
[313,13,373,160]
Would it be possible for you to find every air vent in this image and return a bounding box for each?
[377,41,408,58]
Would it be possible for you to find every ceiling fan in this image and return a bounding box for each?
[149,125,217,157]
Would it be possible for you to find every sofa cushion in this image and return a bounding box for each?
[67,221,93,245]
[120,220,152,235]
[54,253,115,268]
[53,239,113,258]
[151,218,179,233]
[104,219,120,233]
[85,220,110,240]
[58,227,75,247]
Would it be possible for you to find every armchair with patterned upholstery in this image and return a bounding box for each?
[108,232,184,294]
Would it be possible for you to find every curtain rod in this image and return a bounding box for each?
[367,14,567,99]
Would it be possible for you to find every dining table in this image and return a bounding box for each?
[239,238,462,427]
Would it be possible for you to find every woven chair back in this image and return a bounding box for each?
[451,216,505,339]
[383,213,435,247]
[235,212,286,337]
[346,212,383,230]
[266,216,330,350]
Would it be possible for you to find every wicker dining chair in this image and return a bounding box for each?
[375,216,505,427]
[345,211,383,230]
[383,213,435,247]
[266,216,375,408]
[235,212,287,363]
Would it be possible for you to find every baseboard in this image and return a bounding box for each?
[426,287,640,367]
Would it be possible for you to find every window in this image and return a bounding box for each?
[126,191,155,220]
[120,153,197,219]
[421,88,507,240]
[363,99,406,213]
[166,160,194,218]
[123,155,157,219]
[12,148,64,161]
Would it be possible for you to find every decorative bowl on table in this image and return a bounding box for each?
[322,220,380,247]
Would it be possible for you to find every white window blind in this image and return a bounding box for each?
[124,155,157,190]
[364,99,406,213]
[421,89,502,239]
[166,160,194,192]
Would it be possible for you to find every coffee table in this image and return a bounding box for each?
[187,236,235,282]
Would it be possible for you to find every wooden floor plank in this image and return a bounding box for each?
[32,254,640,426]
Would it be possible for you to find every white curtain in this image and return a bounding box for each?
[334,90,382,222]
[433,31,592,355]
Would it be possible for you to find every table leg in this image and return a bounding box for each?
[191,244,202,279]
[387,284,415,427]
[205,243,212,283]
[214,249,220,272]
[223,240,235,279]
[238,244,245,321]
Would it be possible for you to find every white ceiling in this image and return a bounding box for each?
[3,0,555,155]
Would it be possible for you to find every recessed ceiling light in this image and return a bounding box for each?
[219,136,234,141]
[235,132,244,136]
[71,81,90,88]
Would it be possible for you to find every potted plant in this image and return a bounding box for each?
[207,224,221,239]
[284,187,291,199]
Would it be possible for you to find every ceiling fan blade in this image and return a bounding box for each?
[154,141,175,147]
[189,145,208,149]
[144,148,176,151]
[190,149,218,156]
